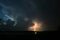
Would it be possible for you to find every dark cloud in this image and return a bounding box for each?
[0,0,59,31]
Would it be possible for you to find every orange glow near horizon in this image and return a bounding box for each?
[28,19,43,32]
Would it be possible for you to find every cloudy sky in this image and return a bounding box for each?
[0,0,59,31]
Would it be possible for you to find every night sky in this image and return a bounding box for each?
[0,0,59,31]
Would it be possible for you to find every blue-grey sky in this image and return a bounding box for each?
[0,0,59,31]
